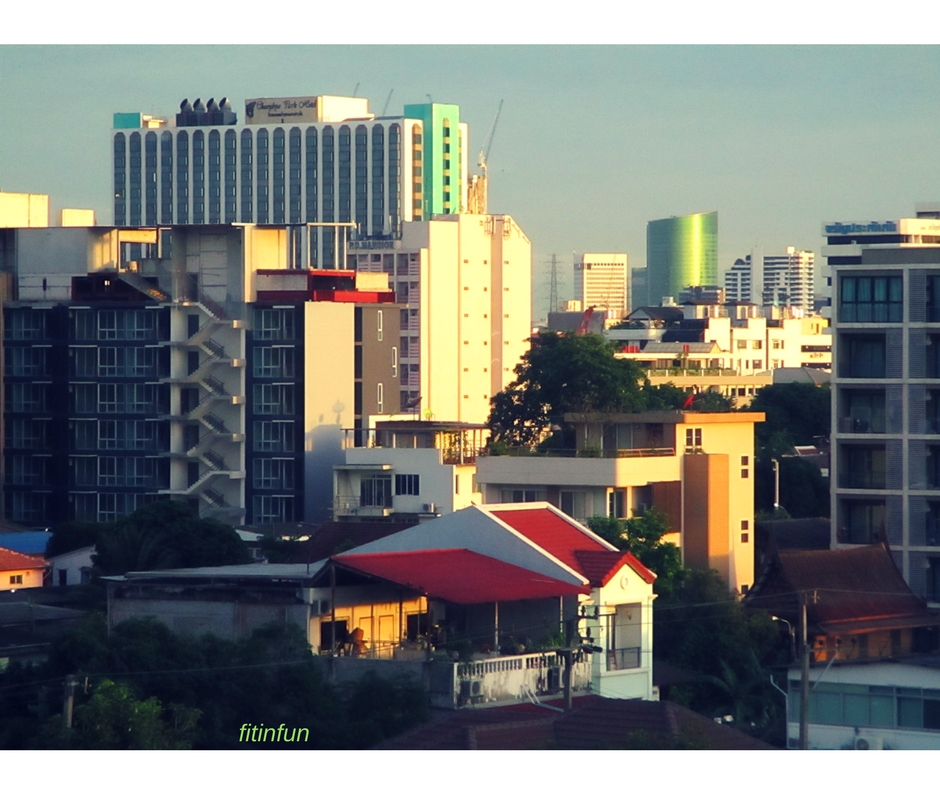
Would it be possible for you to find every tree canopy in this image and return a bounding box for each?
[487,332,725,448]
[92,500,252,575]
[746,382,830,457]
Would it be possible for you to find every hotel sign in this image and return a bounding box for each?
[245,97,319,124]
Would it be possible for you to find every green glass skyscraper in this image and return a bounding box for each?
[646,211,718,306]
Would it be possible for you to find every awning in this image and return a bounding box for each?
[332,549,587,605]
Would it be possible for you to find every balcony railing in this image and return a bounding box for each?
[484,446,676,459]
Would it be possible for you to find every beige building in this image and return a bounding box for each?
[476,410,765,595]
[349,213,532,424]
[574,253,629,319]
[0,191,49,228]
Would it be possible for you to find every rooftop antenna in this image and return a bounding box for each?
[382,89,394,115]
[352,82,360,97]
[477,98,504,215]
[426,94,433,104]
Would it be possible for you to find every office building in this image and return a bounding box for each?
[111,95,469,266]
[573,253,628,319]
[348,212,532,425]
[726,247,815,313]
[646,211,717,307]
[829,243,940,599]
[0,224,399,527]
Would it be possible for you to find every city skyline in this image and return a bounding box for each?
[2,45,939,316]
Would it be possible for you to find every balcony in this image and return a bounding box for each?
[606,646,641,671]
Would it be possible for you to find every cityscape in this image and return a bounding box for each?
[1,45,940,756]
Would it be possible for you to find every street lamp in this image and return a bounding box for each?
[772,615,796,663]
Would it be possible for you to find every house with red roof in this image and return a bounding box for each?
[309,501,657,705]
[0,546,49,590]
[107,502,657,709]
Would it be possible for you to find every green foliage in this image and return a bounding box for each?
[755,455,830,518]
[487,332,648,447]
[93,500,251,576]
[746,383,831,458]
[0,617,430,750]
[654,569,786,736]
[586,509,685,599]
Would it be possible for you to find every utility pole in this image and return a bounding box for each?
[63,675,77,729]
[548,254,559,315]
[799,591,810,750]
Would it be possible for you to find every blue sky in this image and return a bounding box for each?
[2,44,939,317]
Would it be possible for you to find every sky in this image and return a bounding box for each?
[2,44,940,319]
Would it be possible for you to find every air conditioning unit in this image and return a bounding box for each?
[854,736,883,750]
[423,502,436,513]
[459,679,483,702]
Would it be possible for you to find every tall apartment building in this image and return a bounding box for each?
[646,211,718,307]
[0,224,399,527]
[111,95,469,266]
[725,247,815,313]
[348,213,532,425]
[573,253,628,319]
[829,244,940,600]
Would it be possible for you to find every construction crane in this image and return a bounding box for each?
[576,306,595,335]
[469,99,503,215]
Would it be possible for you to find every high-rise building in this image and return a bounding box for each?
[0,224,399,527]
[646,211,717,306]
[348,213,532,424]
[829,242,940,600]
[111,95,469,266]
[725,247,815,313]
[573,253,628,319]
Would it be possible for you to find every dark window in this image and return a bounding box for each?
[841,335,886,378]
[840,276,902,322]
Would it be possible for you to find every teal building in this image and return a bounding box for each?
[646,211,718,306]
[403,103,463,217]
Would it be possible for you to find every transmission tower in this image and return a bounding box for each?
[548,254,559,314]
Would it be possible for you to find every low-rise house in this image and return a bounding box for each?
[48,546,95,587]
[107,502,657,708]
[477,410,765,594]
[0,547,48,591]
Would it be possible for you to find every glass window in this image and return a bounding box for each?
[841,276,903,322]
[395,474,420,496]
[360,476,392,507]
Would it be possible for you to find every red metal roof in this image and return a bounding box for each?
[489,507,654,585]
[333,548,586,605]
[573,550,657,587]
[0,546,48,572]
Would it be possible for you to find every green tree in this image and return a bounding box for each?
[586,509,685,598]
[487,332,650,447]
[94,500,251,575]
[746,382,831,457]
[71,679,199,749]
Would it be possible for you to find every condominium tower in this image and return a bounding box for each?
[573,253,628,319]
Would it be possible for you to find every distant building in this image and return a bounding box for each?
[111,95,469,267]
[726,247,814,314]
[0,547,47,590]
[574,253,628,319]
[630,267,647,311]
[646,212,718,306]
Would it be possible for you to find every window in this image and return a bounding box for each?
[736,339,747,349]
[9,575,23,586]
[252,495,294,525]
[741,469,749,478]
[253,458,294,490]
[840,276,903,322]
[841,335,886,378]
[395,474,420,496]
[741,456,749,466]
[253,383,295,415]
[254,308,295,340]
[377,382,384,414]
[685,428,702,448]
[838,499,885,544]
[253,346,295,378]
[253,421,295,453]
[752,340,762,349]
[377,310,384,341]
[392,346,398,378]
[741,533,749,543]
[360,476,392,507]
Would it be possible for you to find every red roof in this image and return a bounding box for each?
[574,550,657,587]
[490,507,655,586]
[0,546,48,572]
[333,549,586,605]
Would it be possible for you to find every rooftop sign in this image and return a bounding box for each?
[245,96,319,124]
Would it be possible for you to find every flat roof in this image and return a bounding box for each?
[565,411,765,424]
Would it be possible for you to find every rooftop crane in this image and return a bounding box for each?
[475,99,503,215]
